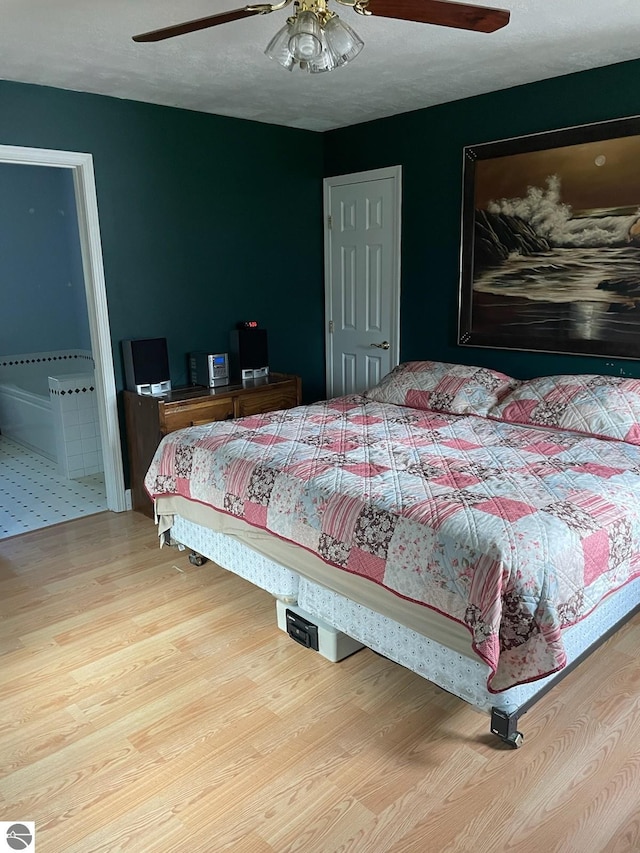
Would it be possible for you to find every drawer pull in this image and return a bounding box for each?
[188,410,234,426]
[190,417,214,426]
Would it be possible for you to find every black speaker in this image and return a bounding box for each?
[122,338,171,395]
[229,328,269,379]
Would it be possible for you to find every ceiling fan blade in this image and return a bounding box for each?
[132,7,262,42]
[364,0,510,32]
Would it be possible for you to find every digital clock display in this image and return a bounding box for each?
[239,320,259,329]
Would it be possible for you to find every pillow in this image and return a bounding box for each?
[364,361,519,416]
[489,374,640,445]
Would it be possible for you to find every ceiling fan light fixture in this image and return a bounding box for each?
[264,4,364,73]
[288,10,323,61]
[264,22,296,70]
[322,14,364,65]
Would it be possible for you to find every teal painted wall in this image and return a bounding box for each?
[0,163,89,355]
[0,80,326,403]
[324,58,640,381]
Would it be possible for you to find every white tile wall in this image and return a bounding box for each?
[0,349,94,393]
[49,372,104,479]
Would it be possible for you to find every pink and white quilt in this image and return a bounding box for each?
[145,397,640,691]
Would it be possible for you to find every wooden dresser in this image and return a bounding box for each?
[124,373,301,517]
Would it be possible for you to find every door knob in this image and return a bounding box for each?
[370,341,390,350]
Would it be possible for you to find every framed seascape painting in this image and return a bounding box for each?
[458,115,640,359]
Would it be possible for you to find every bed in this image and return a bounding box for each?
[144,361,640,746]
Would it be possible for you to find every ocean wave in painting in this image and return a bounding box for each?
[485,174,640,249]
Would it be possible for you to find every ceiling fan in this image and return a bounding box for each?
[133,0,510,74]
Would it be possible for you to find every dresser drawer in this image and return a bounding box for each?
[163,397,234,432]
[235,385,298,418]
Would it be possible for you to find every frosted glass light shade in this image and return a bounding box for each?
[323,15,364,65]
[265,23,295,70]
[288,11,323,61]
[307,32,339,73]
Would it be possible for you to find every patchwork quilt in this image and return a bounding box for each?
[145,396,640,691]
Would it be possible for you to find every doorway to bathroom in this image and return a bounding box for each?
[0,145,125,538]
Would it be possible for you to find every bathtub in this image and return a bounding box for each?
[0,349,94,463]
[0,380,56,460]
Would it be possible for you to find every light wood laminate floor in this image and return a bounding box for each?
[1,510,639,852]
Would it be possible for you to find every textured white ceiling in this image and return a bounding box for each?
[1,0,639,132]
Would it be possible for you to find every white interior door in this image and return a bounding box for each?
[324,166,401,397]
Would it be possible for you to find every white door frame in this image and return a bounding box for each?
[323,165,402,397]
[0,144,126,512]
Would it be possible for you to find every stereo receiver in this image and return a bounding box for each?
[189,352,230,388]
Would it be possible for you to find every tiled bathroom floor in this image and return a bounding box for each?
[0,435,107,539]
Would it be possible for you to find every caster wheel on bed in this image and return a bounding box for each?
[188,552,207,567]
[504,731,524,749]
